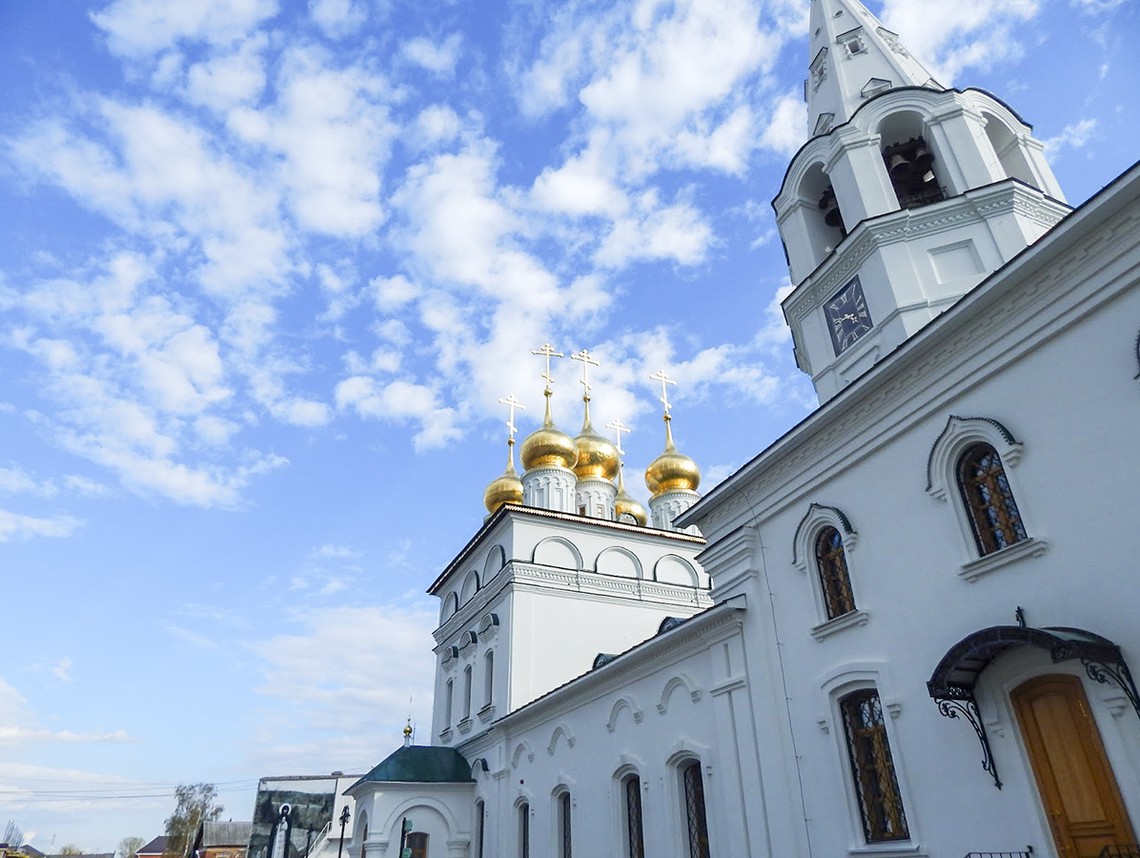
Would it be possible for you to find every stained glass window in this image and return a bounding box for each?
[682,761,711,858]
[841,689,909,842]
[957,443,1027,555]
[625,776,644,858]
[815,526,856,619]
[559,791,572,858]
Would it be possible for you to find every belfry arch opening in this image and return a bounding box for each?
[981,111,1037,189]
[877,110,945,210]
[798,161,847,266]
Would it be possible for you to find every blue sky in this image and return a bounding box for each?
[1,0,1136,848]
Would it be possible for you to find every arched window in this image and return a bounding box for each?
[623,774,645,858]
[405,833,428,858]
[680,760,710,858]
[815,526,856,619]
[518,802,530,858]
[840,688,909,843]
[474,799,485,858]
[484,650,494,708]
[956,442,1027,555]
[462,665,473,719]
[444,679,454,728]
[557,790,573,858]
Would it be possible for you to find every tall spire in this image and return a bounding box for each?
[807,0,940,136]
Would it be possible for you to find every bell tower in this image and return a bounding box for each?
[775,0,1070,403]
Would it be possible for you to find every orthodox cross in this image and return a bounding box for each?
[650,369,677,417]
[570,348,599,399]
[498,394,525,442]
[606,418,631,457]
[532,343,564,390]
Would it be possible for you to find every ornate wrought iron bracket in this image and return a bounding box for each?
[1082,657,1140,722]
[932,687,1002,789]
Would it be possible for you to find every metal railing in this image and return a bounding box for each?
[963,849,1033,858]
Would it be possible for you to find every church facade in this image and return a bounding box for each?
[341,1,1140,856]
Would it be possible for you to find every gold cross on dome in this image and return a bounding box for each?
[531,343,564,389]
[606,418,631,456]
[650,369,677,417]
[570,349,599,398]
[498,394,525,441]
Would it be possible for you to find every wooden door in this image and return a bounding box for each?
[1012,674,1135,858]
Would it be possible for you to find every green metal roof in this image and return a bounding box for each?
[353,745,474,785]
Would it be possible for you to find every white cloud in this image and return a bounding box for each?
[185,35,269,111]
[576,0,776,161]
[411,105,463,149]
[309,0,368,37]
[370,274,421,311]
[335,376,461,450]
[309,543,362,560]
[0,679,126,743]
[163,622,222,651]
[531,150,627,217]
[1071,0,1127,12]
[760,92,806,157]
[0,510,80,542]
[248,602,436,770]
[0,727,130,744]
[594,192,713,268]
[244,45,396,237]
[0,465,57,497]
[52,658,73,682]
[880,0,1040,83]
[400,34,463,76]
[1044,118,1098,156]
[91,0,279,58]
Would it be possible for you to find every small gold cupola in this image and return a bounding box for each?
[570,349,619,481]
[644,370,701,497]
[519,344,578,472]
[608,417,648,526]
[645,414,701,495]
[484,394,525,514]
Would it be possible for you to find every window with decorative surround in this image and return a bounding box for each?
[474,800,485,858]
[518,802,530,858]
[840,689,910,843]
[557,790,573,858]
[927,415,1046,581]
[623,774,645,858]
[681,760,711,858]
[793,503,869,638]
[815,526,856,619]
[957,442,1027,554]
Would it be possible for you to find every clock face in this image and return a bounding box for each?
[825,276,873,355]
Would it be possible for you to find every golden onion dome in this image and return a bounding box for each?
[645,416,701,496]
[484,440,524,514]
[573,399,619,480]
[614,467,648,526]
[520,392,578,471]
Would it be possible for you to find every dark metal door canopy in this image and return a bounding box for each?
[927,624,1140,789]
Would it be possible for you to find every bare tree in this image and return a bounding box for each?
[3,821,24,847]
[58,846,83,855]
[118,837,145,858]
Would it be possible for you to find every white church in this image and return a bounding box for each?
[318,0,1140,856]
